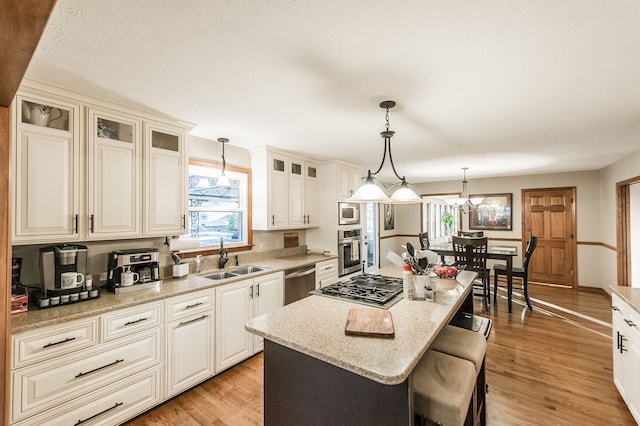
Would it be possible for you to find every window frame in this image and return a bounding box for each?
[421,193,462,240]
[179,159,253,259]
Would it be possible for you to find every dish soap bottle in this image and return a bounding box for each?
[403,263,414,300]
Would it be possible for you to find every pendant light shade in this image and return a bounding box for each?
[347,100,421,204]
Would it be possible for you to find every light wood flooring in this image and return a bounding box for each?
[125,283,636,425]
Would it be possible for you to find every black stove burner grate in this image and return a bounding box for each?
[320,274,403,306]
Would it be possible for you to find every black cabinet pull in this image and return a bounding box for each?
[43,336,76,349]
[74,402,123,425]
[73,214,78,233]
[75,359,124,378]
[249,285,254,299]
[124,317,148,326]
[90,214,95,233]
[271,214,275,225]
[185,302,203,310]
[612,306,620,311]
[620,335,628,353]
[617,331,621,350]
[182,214,186,229]
[256,283,260,297]
[624,319,637,327]
[178,315,208,328]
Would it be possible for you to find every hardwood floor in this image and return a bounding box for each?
[126,284,635,425]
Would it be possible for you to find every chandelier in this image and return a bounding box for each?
[347,100,421,204]
[447,167,483,213]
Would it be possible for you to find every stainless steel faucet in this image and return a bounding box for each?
[218,237,228,269]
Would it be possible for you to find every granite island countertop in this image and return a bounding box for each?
[11,253,337,335]
[245,270,477,385]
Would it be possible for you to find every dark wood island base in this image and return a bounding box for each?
[264,340,412,425]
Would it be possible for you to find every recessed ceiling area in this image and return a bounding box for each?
[25,0,640,183]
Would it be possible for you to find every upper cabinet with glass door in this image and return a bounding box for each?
[12,94,82,243]
[143,121,187,236]
[86,108,142,239]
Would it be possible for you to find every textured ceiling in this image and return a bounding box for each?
[25,0,640,183]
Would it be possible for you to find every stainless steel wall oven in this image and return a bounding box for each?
[338,228,363,276]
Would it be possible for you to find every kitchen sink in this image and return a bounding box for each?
[204,271,240,280]
[230,266,270,275]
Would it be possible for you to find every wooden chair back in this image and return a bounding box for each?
[452,236,488,274]
[458,231,484,237]
[418,232,430,250]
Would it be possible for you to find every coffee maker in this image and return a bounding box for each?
[107,248,160,293]
[39,244,88,296]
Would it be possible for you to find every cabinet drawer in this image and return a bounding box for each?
[316,259,339,288]
[100,301,162,342]
[165,288,214,322]
[11,328,160,422]
[12,318,98,369]
[13,366,161,426]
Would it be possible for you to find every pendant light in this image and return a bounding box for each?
[447,167,483,213]
[216,137,230,187]
[348,100,421,204]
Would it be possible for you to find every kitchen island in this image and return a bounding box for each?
[245,270,477,425]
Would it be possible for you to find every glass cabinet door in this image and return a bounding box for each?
[20,99,71,131]
[96,117,134,143]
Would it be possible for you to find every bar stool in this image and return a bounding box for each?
[430,325,488,426]
[413,350,476,426]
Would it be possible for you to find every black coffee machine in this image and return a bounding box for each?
[39,244,88,296]
[107,248,160,293]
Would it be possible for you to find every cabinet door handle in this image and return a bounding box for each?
[625,319,637,327]
[185,302,204,310]
[620,335,628,353]
[74,402,123,425]
[182,214,186,229]
[43,336,76,349]
[256,283,260,297]
[89,214,95,233]
[178,314,208,328]
[124,317,148,326]
[73,214,78,233]
[612,306,620,311]
[271,214,275,226]
[249,285,254,299]
[617,331,622,350]
[75,359,124,378]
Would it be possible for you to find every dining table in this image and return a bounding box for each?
[428,243,519,313]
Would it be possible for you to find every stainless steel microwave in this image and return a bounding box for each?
[338,202,360,225]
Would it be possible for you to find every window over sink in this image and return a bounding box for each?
[186,160,251,250]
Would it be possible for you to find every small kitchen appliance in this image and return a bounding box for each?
[338,202,361,226]
[107,248,161,293]
[39,244,88,296]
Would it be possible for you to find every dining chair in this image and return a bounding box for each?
[418,232,430,250]
[493,234,538,311]
[452,236,490,311]
[458,231,484,237]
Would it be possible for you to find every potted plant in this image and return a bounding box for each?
[442,211,455,236]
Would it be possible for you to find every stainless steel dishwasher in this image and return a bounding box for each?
[284,264,316,305]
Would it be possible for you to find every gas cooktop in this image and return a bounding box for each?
[311,274,404,308]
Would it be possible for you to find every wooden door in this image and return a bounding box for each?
[522,187,577,286]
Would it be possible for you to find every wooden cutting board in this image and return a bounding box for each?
[345,307,395,338]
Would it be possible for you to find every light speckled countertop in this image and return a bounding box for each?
[11,254,336,335]
[610,286,640,314]
[245,269,476,385]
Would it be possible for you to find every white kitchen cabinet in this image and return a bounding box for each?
[216,272,283,372]
[11,80,191,244]
[11,328,161,423]
[143,121,187,236]
[11,302,163,425]
[11,93,82,243]
[87,108,141,239]
[251,147,319,230]
[164,289,215,398]
[12,367,161,426]
[337,161,363,200]
[315,258,339,289]
[612,293,640,424]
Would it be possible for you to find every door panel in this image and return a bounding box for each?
[523,187,576,286]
